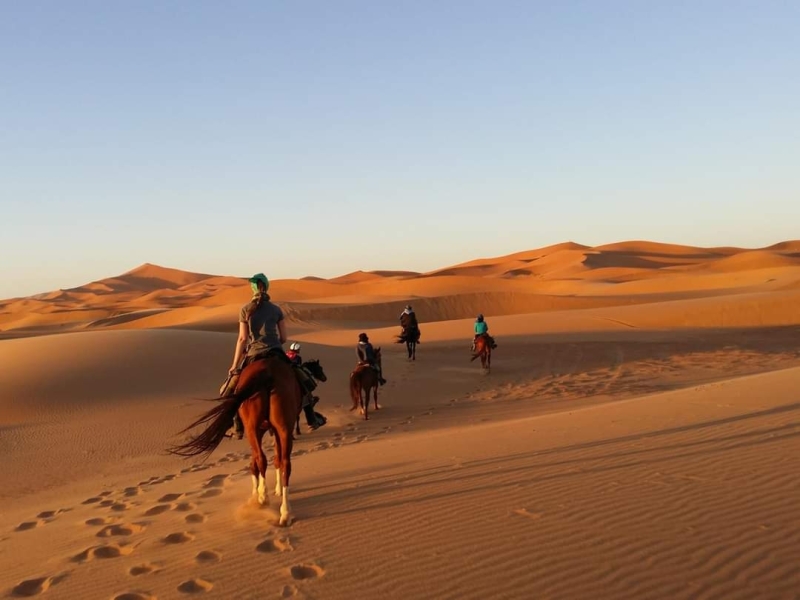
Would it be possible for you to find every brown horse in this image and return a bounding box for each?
[349,347,382,420]
[168,354,302,526]
[470,334,492,371]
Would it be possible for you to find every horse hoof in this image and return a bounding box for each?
[279,514,293,527]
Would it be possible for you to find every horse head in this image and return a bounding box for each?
[303,359,327,382]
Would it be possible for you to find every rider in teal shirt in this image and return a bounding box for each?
[472,313,497,351]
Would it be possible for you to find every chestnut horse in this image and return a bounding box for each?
[168,354,301,526]
[470,334,492,371]
[349,347,382,420]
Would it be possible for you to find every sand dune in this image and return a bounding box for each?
[2,239,800,598]
[2,239,799,336]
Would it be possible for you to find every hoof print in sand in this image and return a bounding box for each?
[157,493,184,503]
[195,550,221,564]
[177,579,213,594]
[129,562,163,577]
[86,517,119,526]
[174,502,197,513]
[14,521,43,532]
[198,489,222,499]
[163,532,194,544]
[113,593,156,600]
[280,585,299,597]
[143,504,173,517]
[36,509,67,519]
[72,543,134,562]
[288,564,324,580]
[202,474,229,489]
[96,523,146,537]
[185,514,206,524]
[11,574,66,597]
[257,537,293,553]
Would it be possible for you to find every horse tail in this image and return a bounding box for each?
[168,374,274,459]
[349,371,360,410]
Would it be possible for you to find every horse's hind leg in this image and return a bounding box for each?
[373,384,379,411]
[245,419,268,505]
[276,428,294,526]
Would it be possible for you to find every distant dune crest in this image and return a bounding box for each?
[1,239,799,337]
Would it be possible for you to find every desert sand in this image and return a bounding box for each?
[1,240,799,599]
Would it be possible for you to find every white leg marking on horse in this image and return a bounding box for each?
[279,486,293,526]
[274,468,282,496]
[251,475,258,498]
[257,474,267,505]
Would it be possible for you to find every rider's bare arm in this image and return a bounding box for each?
[230,321,248,372]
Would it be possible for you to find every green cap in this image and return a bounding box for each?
[248,273,269,293]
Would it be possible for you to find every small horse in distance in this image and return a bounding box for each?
[396,326,420,361]
[349,347,383,420]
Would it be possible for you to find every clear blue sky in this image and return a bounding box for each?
[2,1,798,298]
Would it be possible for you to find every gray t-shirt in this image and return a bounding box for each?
[239,297,285,357]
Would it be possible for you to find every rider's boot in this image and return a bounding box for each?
[232,413,244,440]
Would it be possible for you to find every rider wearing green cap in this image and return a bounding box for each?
[224,273,325,437]
[228,273,286,372]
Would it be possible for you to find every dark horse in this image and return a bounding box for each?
[349,347,382,420]
[396,326,420,361]
[168,354,302,526]
[470,334,493,371]
[294,359,327,435]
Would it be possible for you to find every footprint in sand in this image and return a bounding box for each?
[163,532,194,544]
[177,578,213,594]
[185,514,206,524]
[199,489,222,499]
[280,585,299,597]
[113,593,156,600]
[10,574,67,597]
[128,562,163,577]
[143,504,173,517]
[82,497,102,505]
[174,502,197,512]
[202,474,229,489]
[157,493,185,503]
[288,564,325,580]
[109,503,131,513]
[99,491,114,497]
[138,476,160,486]
[96,523,146,537]
[181,464,211,475]
[195,550,221,564]
[123,487,141,498]
[72,543,134,563]
[256,536,294,553]
[36,509,69,519]
[14,521,43,532]
[85,516,119,526]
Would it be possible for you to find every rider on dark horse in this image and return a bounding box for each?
[399,305,420,343]
[224,273,326,438]
[472,313,497,351]
[357,332,387,385]
[286,341,327,431]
